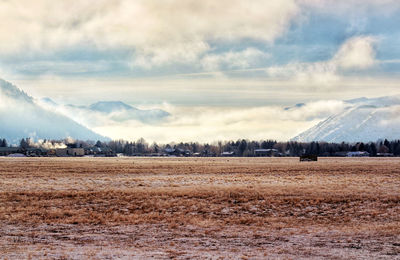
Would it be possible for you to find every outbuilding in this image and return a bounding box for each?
[56,148,85,157]
[254,149,279,157]
[0,147,22,156]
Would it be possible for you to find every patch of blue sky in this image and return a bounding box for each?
[3,8,400,79]
[376,33,400,61]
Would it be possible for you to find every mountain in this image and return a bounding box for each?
[40,97,58,106]
[292,96,400,142]
[89,101,136,113]
[87,101,170,123]
[0,79,109,143]
[43,100,170,124]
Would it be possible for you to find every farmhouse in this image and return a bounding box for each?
[347,151,370,157]
[376,152,394,157]
[221,152,235,157]
[163,148,176,156]
[254,148,280,157]
[0,147,23,156]
[221,151,235,157]
[85,147,116,157]
[55,148,85,157]
[26,148,48,157]
[333,151,348,157]
[163,148,190,157]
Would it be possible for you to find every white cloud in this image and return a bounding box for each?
[266,36,377,85]
[14,60,113,75]
[200,48,270,71]
[266,61,339,85]
[299,0,400,14]
[333,36,376,70]
[0,0,396,73]
[0,0,299,68]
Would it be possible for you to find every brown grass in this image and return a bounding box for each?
[0,157,399,258]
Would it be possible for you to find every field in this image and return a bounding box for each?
[0,157,399,259]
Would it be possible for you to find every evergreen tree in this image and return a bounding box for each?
[238,139,248,156]
[370,143,377,156]
[20,138,29,149]
[0,139,7,147]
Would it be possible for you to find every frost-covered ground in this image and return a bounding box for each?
[0,157,399,259]
[1,223,399,259]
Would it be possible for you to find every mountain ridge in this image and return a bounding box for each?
[292,96,400,142]
[89,101,138,113]
[0,79,109,143]
[39,98,170,124]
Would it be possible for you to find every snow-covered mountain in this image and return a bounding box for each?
[89,101,135,113]
[40,99,170,124]
[0,79,109,143]
[292,96,400,142]
[87,101,170,122]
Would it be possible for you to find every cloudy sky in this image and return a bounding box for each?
[1,0,400,142]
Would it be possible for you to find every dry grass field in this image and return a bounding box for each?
[0,157,399,259]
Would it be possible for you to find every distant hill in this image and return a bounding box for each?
[39,98,170,125]
[89,101,137,113]
[87,101,170,123]
[292,96,400,142]
[0,79,109,143]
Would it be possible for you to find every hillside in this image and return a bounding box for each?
[292,96,400,142]
[0,79,109,143]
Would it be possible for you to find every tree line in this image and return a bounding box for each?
[2,137,400,157]
[78,138,400,156]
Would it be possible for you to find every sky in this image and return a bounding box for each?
[1,0,400,142]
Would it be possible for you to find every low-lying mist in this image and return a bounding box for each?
[36,98,347,143]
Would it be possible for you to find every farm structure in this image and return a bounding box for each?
[0,147,22,156]
[55,148,85,157]
[300,155,318,161]
[254,149,280,157]
[347,151,370,157]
